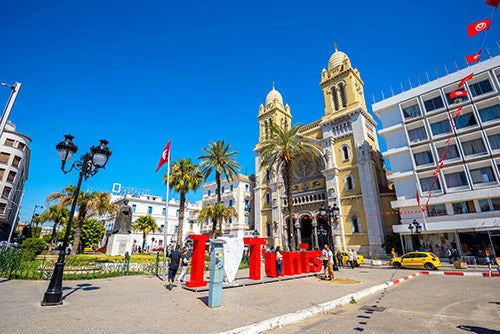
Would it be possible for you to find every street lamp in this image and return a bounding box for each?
[408,219,422,251]
[318,202,339,250]
[31,204,44,230]
[41,135,111,306]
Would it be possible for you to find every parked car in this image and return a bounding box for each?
[341,251,365,266]
[152,247,164,252]
[390,251,441,270]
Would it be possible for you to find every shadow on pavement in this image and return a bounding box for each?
[197,296,209,306]
[0,278,10,284]
[62,283,100,301]
[457,325,500,334]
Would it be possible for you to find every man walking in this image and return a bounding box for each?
[167,246,182,290]
[324,245,334,280]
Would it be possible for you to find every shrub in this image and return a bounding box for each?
[22,238,47,261]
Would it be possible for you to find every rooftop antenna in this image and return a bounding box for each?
[435,68,440,79]
[372,94,376,104]
[272,81,275,89]
[454,61,460,71]
[390,86,395,96]
[444,64,449,75]
[417,76,421,86]
[381,90,385,100]
[408,79,413,89]
[485,47,492,59]
[426,72,431,83]
[497,41,500,50]
[334,42,338,51]
[400,82,405,92]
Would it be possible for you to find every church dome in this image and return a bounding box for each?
[265,86,283,105]
[328,48,350,71]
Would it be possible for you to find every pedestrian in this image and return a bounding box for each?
[178,248,189,283]
[495,257,500,274]
[325,245,334,280]
[447,247,453,264]
[451,248,458,263]
[391,248,396,258]
[353,249,359,268]
[167,246,182,290]
[485,248,492,276]
[275,246,283,278]
[322,245,329,279]
[336,251,343,268]
[348,249,354,269]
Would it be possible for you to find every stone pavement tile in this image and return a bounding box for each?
[0,267,418,334]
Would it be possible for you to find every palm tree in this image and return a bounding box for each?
[47,186,116,256]
[198,140,240,237]
[260,123,318,251]
[37,205,70,252]
[165,158,204,247]
[132,215,159,251]
[197,203,238,237]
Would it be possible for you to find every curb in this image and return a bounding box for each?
[221,273,421,334]
[420,271,500,277]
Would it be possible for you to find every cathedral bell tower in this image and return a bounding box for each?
[257,85,292,145]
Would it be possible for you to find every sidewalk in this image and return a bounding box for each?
[0,267,419,333]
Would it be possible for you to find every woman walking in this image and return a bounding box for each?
[178,248,189,283]
[276,246,283,278]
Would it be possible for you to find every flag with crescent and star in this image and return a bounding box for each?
[467,19,491,38]
[155,141,171,172]
[465,50,482,64]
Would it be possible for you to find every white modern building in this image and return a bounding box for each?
[0,121,31,240]
[102,194,202,251]
[200,174,255,238]
[373,55,500,258]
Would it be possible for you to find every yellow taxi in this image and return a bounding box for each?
[341,251,365,266]
[390,251,441,270]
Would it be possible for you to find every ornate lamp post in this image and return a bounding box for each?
[41,135,111,306]
[318,202,339,250]
[408,219,422,251]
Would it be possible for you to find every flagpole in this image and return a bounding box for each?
[162,147,171,283]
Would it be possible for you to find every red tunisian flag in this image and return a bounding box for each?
[486,0,500,9]
[458,73,474,89]
[155,141,171,172]
[465,50,482,64]
[450,90,467,99]
[467,19,491,38]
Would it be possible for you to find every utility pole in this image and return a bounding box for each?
[0,82,22,138]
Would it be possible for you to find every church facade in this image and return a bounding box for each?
[254,48,398,256]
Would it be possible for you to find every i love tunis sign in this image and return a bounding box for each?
[185,235,322,288]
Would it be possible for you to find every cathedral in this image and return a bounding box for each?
[254,47,398,256]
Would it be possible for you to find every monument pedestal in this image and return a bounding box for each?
[106,233,134,256]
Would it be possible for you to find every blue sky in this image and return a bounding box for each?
[1,0,498,222]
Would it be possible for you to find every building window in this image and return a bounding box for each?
[229,199,233,206]
[420,176,441,191]
[230,185,233,192]
[208,190,211,196]
[447,91,469,105]
[437,145,460,160]
[7,171,16,182]
[479,199,494,212]
[427,204,447,216]
[454,113,477,129]
[351,216,360,233]
[470,166,496,184]
[265,193,270,204]
[228,218,232,224]
[430,119,451,136]
[341,145,350,161]
[478,105,500,123]
[176,209,179,217]
[4,139,14,147]
[408,127,427,142]
[0,152,10,164]
[245,184,249,191]
[461,138,487,156]
[17,142,26,151]
[12,156,21,168]
[132,204,136,213]
[489,134,500,150]
[245,215,249,225]
[331,87,339,111]
[244,199,250,211]
[148,206,153,214]
[0,203,6,215]
[339,83,347,108]
[424,96,444,112]
[162,208,166,216]
[2,186,11,198]
[452,201,475,214]
[0,168,4,180]
[345,175,354,190]
[265,169,270,181]
[444,171,468,188]
[469,79,493,97]
[414,151,434,166]
[266,222,271,237]
[402,105,421,119]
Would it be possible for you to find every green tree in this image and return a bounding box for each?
[81,218,106,250]
[37,205,70,252]
[47,186,116,256]
[198,140,240,238]
[197,203,237,236]
[132,215,159,250]
[21,237,47,261]
[166,158,204,247]
[260,123,318,251]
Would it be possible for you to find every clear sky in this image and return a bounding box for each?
[1,0,498,222]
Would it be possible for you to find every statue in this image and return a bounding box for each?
[112,200,133,234]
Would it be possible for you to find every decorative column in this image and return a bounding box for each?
[312,218,319,250]
[295,220,302,250]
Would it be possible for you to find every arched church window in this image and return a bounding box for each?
[266,223,271,237]
[341,145,350,161]
[265,193,271,204]
[339,83,347,108]
[331,87,339,111]
[265,169,270,181]
[346,175,354,190]
[264,120,269,140]
[351,216,360,233]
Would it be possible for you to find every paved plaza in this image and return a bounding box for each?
[0,265,497,333]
